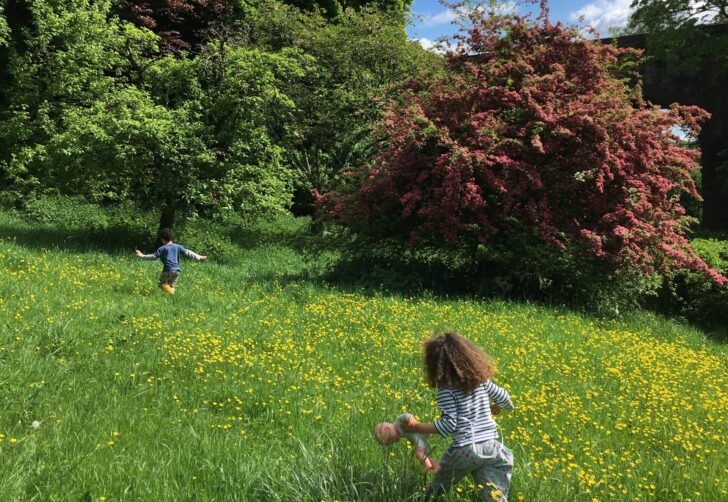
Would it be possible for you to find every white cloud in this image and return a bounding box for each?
[416,37,436,50]
[492,1,520,16]
[415,37,452,54]
[420,9,458,28]
[419,2,520,28]
[685,1,722,23]
[569,0,721,36]
[569,0,633,36]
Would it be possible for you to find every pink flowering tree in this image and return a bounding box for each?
[319,3,726,293]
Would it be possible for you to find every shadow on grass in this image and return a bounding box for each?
[219,217,322,254]
[0,222,153,255]
[252,251,728,344]
[2,210,725,343]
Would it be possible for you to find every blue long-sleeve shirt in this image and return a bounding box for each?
[140,243,203,272]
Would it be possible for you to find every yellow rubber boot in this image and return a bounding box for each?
[161,284,175,295]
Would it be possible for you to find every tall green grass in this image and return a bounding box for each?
[0,211,726,501]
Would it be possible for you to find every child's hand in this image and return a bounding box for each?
[135,249,143,257]
[199,256,208,261]
[406,415,418,428]
[490,403,502,416]
[423,457,440,475]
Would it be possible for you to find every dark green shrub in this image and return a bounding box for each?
[670,238,728,331]
[174,216,237,262]
[327,226,661,316]
[18,195,156,250]
[23,195,111,230]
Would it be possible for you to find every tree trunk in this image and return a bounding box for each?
[156,205,176,247]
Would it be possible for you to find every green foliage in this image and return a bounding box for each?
[681,157,703,220]
[629,1,728,77]
[251,4,442,205]
[0,0,440,227]
[21,194,154,235]
[193,43,310,216]
[280,0,412,19]
[1,207,726,500]
[46,88,206,203]
[0,4,9,47]
[0,1,314,226]
[329,230,663,316]
[664,237,728,330]
[12,194,156,252]
[630,1,728,30]
[0,0,150,196]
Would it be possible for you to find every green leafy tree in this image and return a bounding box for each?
[629,1,728,71]
[0,5,9,111]
[629,0,728,230]
[281,0,411,19]
[0,4,9,47]
[38,88,212,225]
[191,42,309,221]
[0,0,148,197]
[116,0,235,51]
[251,4,442,212]
[630,1,727,30]
[0,0,307,232]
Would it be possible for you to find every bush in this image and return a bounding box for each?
[665,238,728,330]
[23,195,112,231]
[319,6,725,310]
[326,226,661,315]
[19,195,156,248]
[174,214,240,262]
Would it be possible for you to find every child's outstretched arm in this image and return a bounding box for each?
[402,415,437,435]
[182,248,207,261]
[485,380,514,411]
[135,249,157,259]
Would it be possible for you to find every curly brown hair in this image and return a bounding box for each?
[423,331,495,394]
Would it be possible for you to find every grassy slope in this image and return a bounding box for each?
[0,211,726,501]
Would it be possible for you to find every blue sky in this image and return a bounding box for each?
[407,0,635,49]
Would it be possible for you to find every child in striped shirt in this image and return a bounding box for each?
[403,331,515,501]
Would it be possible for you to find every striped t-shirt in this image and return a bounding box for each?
[433,380,514,447]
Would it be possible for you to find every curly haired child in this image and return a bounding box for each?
[403,331,515,501]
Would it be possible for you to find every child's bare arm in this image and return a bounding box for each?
[403,417,437,435]
[183,249,207,261]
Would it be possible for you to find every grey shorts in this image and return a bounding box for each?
[158,270,180,287]
[430,440,514,501]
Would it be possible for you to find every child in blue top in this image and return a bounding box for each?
[404,331,515,501]
[135,228,207,295]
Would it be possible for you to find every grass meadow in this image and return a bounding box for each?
[0,210,726,501]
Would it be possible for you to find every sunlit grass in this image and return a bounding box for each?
[0,212,726,501]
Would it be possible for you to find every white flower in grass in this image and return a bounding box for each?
[31,420,40,429]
